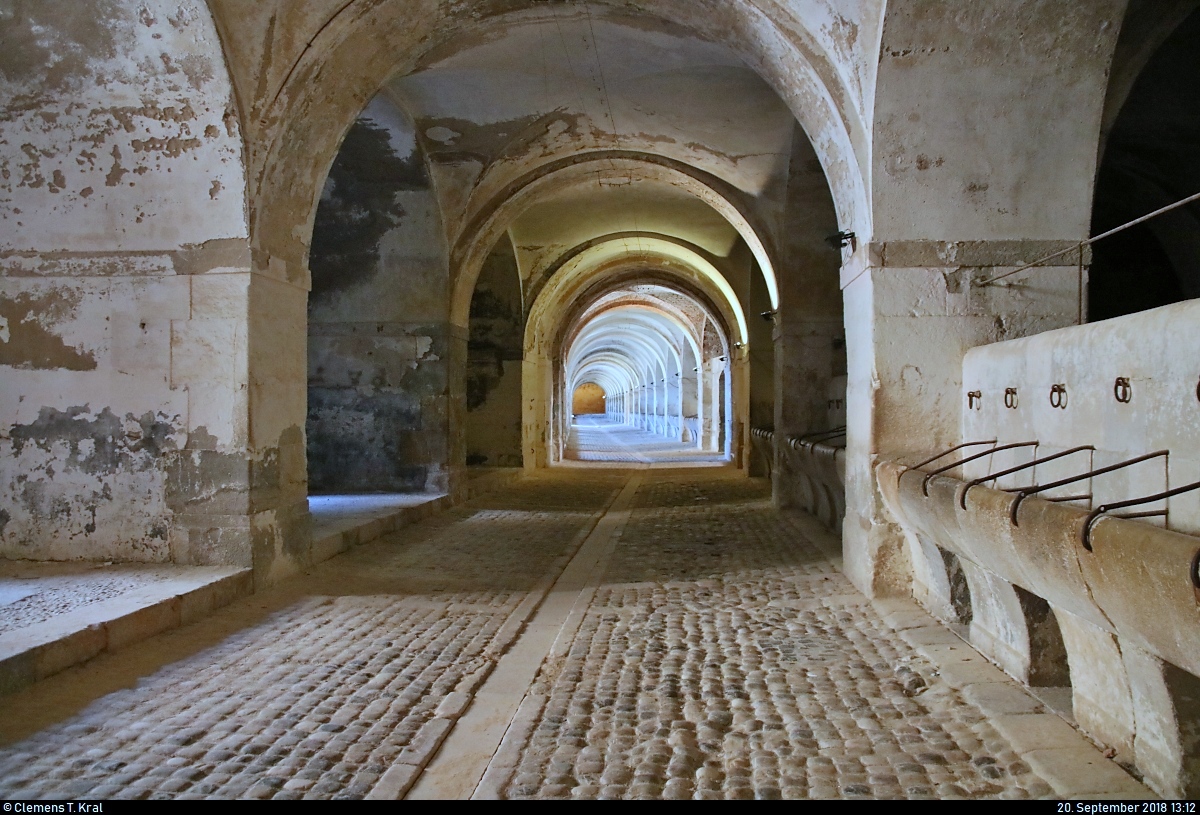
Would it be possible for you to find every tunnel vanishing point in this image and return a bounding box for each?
[2,0,1200,801]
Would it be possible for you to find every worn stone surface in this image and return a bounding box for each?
[0,473,622,800]
[0,471,1152,800]
[489,474,1082,800]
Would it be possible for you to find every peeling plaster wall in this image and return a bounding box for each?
[0,0,263,566]
[466,239,523,468]
[204,0,874,292]
[306,97,453,494]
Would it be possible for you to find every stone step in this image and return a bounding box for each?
[0,470,524,699]
[0,566,252,696]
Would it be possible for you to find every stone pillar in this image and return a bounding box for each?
[167,255,313,591]
[841,241,1084,598]
[522,350,553,470]
[241,264,311,588]
[704,363,722,453]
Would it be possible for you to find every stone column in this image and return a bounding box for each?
[841,241,1084,598]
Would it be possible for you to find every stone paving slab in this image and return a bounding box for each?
[0,470,1157,800]
[309,467,523,564]
[0,471,523,700]
[563,419,727,467]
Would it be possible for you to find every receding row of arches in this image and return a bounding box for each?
[300,6,835,487]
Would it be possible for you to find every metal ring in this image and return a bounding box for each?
[1113,377,1132,404]
[1050,384,1068,409]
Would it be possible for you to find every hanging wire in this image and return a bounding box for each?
[978,189,1200,287]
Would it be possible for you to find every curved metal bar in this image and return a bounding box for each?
[801,431,846,449]
[1081,479,1200,551]
[1009,450,1169,526]
[921,441,1038,497]
[798,426,847,443]
[958,446,1094,509]
[911,440,998,472]
[786,429,847,455]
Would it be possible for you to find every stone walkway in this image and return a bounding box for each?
[563,417,727,466]
[0,470,1149,799]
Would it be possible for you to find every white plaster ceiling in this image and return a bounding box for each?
[508,183,740,260]
[386,8,796,197]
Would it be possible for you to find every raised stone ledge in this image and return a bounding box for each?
[878,459,1200,797]
[0,566,252,697]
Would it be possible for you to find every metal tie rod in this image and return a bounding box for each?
[1081,479,1200,551]
[797,426,846,443]
[980,189,1200,286]
[1009,450,1168,526]
[959,446,1094,510]
[922,441,1039,497]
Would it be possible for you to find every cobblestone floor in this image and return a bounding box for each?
[0,470,1113,799]
[0,474,623,800]
[496,474,1056,800]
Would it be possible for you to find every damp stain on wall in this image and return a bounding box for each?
[308,118,429,298]
[9,406,175,475]
[0,290,97,371]
[2,405,181,560]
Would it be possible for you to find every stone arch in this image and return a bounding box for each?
[524,256,744,468]
[242,1,872,280]
[305,93,454,493]
[449,154,782,329]
[557,294,721,456]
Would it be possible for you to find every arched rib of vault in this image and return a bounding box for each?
[528,239,749,349]
[576,291,706,342]
[449,154,781,327]
[228,0,872,276]
[569,307,703,387]
[389,3,874,227]
[523,254,744,468]
[570,324,679,374]
[569,325,678,374]
[567,311,690,386]
[565,297,704,366]
[572,353,639,397]
[524,232,734,318]
[572,353,638,398]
